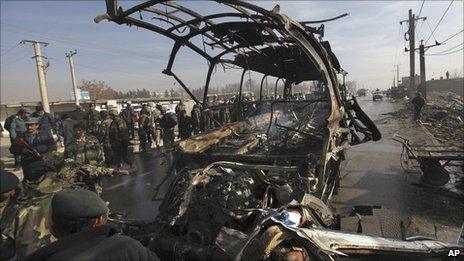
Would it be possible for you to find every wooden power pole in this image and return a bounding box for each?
[20,40,51,112]
[400,10,426,97]
[65,50,80,105]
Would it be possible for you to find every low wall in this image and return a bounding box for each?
[426,78,463,97]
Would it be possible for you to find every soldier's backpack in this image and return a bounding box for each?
[4,114,16,131]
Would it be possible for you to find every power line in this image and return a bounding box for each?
[417,0,425,17]
[427,47,463,56]
[425,20,438,43]
[425,0,454,44]
[393,24,402,67]
[1,51,31,67]
[1,22,166,63]
[0,43,19,57]
[440,29,464,44]
[1,48,30,64]
[432,42,463,54]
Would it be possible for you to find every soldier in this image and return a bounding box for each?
[70,105,86,125]
[158,107,177,149]
[3,161,69,259]
[178,110,193,140]
[31,106,56,136]
[98,110,113,167]
[190,103,202,134]
[85,102,101,137]
[63,123,129,194]
[9,108,30,170]
[121,101,134,140]
[138,110,151,152]
[109,109,132,168]
[60,114,76,155]
[220,104,231,125]
[0,170,19,216]
[26,189,159,261]
[150,103,162,147]
[411,91,425,121]
[20,118,57,168]
[175,100,186,117]
[0,170,20,260]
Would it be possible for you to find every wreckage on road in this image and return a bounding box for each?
[96,0,462,259]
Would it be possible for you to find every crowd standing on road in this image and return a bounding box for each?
[0,97,248,260]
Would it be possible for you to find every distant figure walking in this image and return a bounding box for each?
[411,92,425,121]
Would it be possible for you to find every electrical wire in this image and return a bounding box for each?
[435,42,464,54]
[418,0,426,17]
[0,43,19,57]
[0,48,30,64]
[427,46,463,56]
[440,29,464,44]
[1,51,31,67]
[1,22,167,63]
[424,20,438,43]
[393,24,402,68]
[425,0,455,45]
[416,0,426,39]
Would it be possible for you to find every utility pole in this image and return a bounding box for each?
[416,40,440,99]
[65,50,79,105]
[400,10,426,97]
[396,65,400,87]
[408,9,415,95]
[20,40,51,112]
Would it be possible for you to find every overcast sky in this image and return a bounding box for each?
[1,0,463,103]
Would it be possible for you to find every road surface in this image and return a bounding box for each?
[332,97,463,243]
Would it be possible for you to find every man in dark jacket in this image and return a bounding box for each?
[9,108,30,170]
[25,189,159,261]
[31,106,56,135]
[61,114,76,156]
[71,105,86,125]
[411,92,425,121]
[178,110,193,140]
[120,102,134,139]
[158,106,177,149]
[190,104,201,134]
[20,118,57,167]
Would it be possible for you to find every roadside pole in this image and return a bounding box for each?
[408,9,415,96]
[400,10,426,97]
[20,40,51,113]
[65,50,80,105]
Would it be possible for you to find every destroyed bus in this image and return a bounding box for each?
[96,1,462,260]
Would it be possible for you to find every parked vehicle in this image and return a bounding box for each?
[372,89,383,101]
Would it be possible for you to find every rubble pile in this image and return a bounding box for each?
[423,92,463,146]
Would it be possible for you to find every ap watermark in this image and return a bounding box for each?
[448,249,461,257]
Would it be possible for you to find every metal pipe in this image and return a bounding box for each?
[259,75,267,101]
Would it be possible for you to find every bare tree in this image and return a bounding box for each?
[345,81,358,95]
[79,80,118,100]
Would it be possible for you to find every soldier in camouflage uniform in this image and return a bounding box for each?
[85,102,101,137]
[1,161,69,260]
[108,109,132,168]
[138,110,152,152]
[98,110,113,167]
[1,170,19,260]
[62,122,129,195]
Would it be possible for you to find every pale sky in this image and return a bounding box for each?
[1,0,463,103]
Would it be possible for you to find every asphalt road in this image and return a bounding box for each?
[332,96,463,243]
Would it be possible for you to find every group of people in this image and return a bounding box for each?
[1,164,158,260]
[0,103,166,260]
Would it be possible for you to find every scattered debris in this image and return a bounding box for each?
[384,92,464,146]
